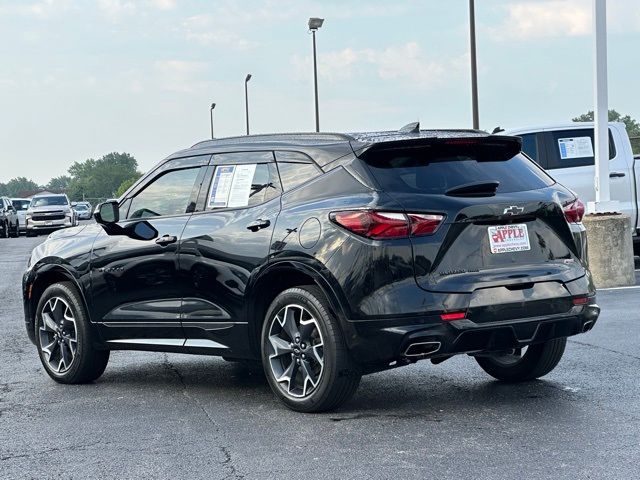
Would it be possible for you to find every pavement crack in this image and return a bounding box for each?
[569,339,640,361]
[161,354,243,480]
[1,440,105,461]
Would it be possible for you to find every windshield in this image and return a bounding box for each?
[75,205,88,210]
[31,196,68,207]
[11,200,30,211]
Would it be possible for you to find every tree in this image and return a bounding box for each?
[572,109,640,138]
[115,173,143,198]
[0,177,41,197]
[46,175,72,192]
[67,152,141,201]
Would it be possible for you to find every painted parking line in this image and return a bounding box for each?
[598,285,640,292]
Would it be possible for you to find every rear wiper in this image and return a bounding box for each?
[445,181,500,197]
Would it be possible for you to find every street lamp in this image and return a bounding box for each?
[245,74,252,135]
[210,103,216,139]
[468,0,479,130]
[308,17,324,133]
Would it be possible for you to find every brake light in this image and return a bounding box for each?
[441,311,466,321]
[330,211,444,239]
[563,199,585,223]
[572,296,588,305]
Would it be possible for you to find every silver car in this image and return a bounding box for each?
[26,194,77,236]
[11,198,30,233]
[72,203,92,220]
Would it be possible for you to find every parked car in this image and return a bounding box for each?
[0,196,20,237]
[504,122,639,251]
[25,193,76,236]
[72,203,92,220]
[11,198,30,233]
[23,128,600,412]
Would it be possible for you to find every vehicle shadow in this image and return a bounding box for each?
[99,353,579,418]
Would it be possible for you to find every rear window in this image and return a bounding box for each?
[363,146,554,194]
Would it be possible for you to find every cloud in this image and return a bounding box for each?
[0,0,71,18]
[154,60,207,92]
[489,0,591,41]
[292,42,465,88]
[181,14,256,49]
[146,0,175,10]
[97,0,136,19]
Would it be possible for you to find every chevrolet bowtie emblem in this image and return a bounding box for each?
[503,206,524,215]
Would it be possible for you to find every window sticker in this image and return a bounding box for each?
[228,164,257,207]
[207,164,258,209]
[208,165,235,208]
[558,137,594,160]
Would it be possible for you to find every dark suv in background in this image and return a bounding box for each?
[23,127,600,412]
[1,196,20,237]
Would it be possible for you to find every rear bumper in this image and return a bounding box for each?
[347,299,600,372]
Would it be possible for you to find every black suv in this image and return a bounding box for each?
[1,196,20,237]
[23,128,600,412]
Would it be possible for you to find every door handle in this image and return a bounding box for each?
[155,234,177,246]
[609,172,626,178]
[246,219,271,232]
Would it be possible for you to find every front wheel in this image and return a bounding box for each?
[0,221,7,238]
[475,337,567,382]
[9,220,19,237]
[261,286,361,412]
[35,282,110,384]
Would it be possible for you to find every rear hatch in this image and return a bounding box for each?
[357,136,585,294]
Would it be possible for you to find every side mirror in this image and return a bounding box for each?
[94,200,119,225]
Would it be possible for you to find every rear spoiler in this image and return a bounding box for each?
[352,135,523,162]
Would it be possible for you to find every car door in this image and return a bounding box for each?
[541,127,634,218]
[90,156,209,345]
[178,151,282,355]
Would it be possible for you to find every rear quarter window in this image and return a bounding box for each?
[363,146,554,194]
[546,128,616,169]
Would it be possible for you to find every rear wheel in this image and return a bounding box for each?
[35,282,109,384]
[9,220,19,237]
[261,286,361,412]
[475,337,567,382]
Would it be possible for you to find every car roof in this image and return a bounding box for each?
[166,128,492,167]
[505,121,626,135]
[32,193,66,198]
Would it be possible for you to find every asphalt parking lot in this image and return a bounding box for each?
[1,227,639,479]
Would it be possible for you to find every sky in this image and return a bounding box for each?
[0,0,639,184]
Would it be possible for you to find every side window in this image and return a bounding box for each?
[520,133,539,164]
[546,128,617,170]
[128,167,200,219]
[274,152,321,191]
[206,163,281,210]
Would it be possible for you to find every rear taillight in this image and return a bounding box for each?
[563,199,585,223]
[330,210,444,239]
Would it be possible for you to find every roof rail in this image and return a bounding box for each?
[191,132,354,148]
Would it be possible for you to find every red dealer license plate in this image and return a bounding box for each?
[488,224,530,254]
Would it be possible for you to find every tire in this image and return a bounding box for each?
[0,221,7,238]
[26,229,35,237]
[9,220,19,238]
[261,286,361,412]
[35,282,109,384]
[475,337,567,382]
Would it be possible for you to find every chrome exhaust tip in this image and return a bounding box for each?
[404,341,441,358]
[581,320,594,333]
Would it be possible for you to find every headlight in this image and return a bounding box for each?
[26,213,32,220]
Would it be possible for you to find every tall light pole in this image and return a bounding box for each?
[469,0,479,130]
[209,103,216,139]
[308,17,324,133]
[244,74,252,135]
[591,0,616,212]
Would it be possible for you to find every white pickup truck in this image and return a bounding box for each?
[504,122,639,251]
